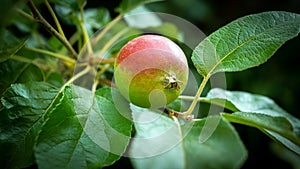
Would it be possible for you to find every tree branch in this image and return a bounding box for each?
[160,108,194,121]
[98,78,116,88]
[27,0,78,58]
[44,0,66,39]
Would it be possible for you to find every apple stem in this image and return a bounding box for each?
[184,75,210,115]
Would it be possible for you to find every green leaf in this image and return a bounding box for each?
[0,30,26,63]
[222,112,300,145]
[146,23,182,40]
[221,112,293,133]
[0,82,59,169]
[49,0,79,10]
[124,6,162,28]
[222,112,300,155]
[270,142,300,168]
[47,36,65,52]
[206,88,300,133]
[192,11,300,77]
[83,8,111,35]
[11,4,39,34]
[55,6,110,35]
[44,71,64,88]
[205,88,300,154]
[116,0,163,14]
[54,5,73,25]
[0,0,24,28]
[0,60,44,96]
[129,107,247,169]
[263,130,300,156]
[183,116,247,169]
[35,85,132,169]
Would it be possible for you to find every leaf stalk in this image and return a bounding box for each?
[184,75,210,115]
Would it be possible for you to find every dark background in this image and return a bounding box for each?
[1,0,300,168]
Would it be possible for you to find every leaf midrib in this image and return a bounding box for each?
[65,92,96,169]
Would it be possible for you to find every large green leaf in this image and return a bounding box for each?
[192,11,300,77]
[35,86,132,169]
[129,107,247,169]
[0,82,59,169]
[115,0,163,14]
[205,88,300,154]
[183,116,247,169]
[0,30,26,63]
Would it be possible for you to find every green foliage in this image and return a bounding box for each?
[0,0,299,168]
[116,0,163,14]
[35,85,132,169]
[0,82,59,169]
[129,108,247,169]
[0,30,26,63]
[192,11,300,77]
[55,5,110,36]
[0,60,44,96]
[205,88,300,155]
[48,0,81,10]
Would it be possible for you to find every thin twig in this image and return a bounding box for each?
[24,47,76,65]
[98,78,116,88]
[11,55,48,70]
[27,0,78,58]
[93,14,123,44]
[62,66,91,90]
[16,9,35,21]
[91,56,116,64]
[79,5,93,55]
[44,0,66,39]
[96,27,129,58]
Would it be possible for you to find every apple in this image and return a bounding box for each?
[114,35,188,108]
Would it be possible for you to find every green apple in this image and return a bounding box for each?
[114,35,188,108]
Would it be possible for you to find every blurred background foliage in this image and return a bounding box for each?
[1,0,300,169]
